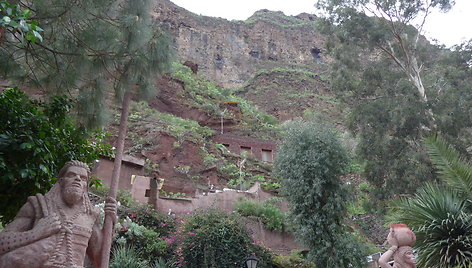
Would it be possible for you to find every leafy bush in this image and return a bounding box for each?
[110,203,176,264]
[235,198,289,232]
[151,258,171,268]
[114,216,174,264]
[177,209,273,268]
[260,181,281,193]
[218,162,272,191]
[0,88,111,221]
[118,204,175,236]
[273,250,315,268]
[0,1,43,43]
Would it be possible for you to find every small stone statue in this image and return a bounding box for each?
[0,160,116,268]
[379,224,417,268]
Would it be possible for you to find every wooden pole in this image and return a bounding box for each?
[99,90,132,268]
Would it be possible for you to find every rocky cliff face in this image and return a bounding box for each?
[152,0,327,89]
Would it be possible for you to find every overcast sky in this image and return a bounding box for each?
[170,0,472,48]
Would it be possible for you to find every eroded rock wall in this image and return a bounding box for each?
[152,0,326,89]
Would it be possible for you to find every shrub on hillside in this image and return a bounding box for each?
[272,250,315,268]
[118,204,175,236]
[235,198,289,232]
[176,209,273,268]
[112,204,176,264]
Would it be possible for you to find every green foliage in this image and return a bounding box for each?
[272,250,316,268]
[391,184,472,267]
[274,118,367,267]
[0,1,43,43]
[1,0,174,129]
[172,63,280,138]
[159,190,187,199]
[118,204,176,237]
[218,162,262,190]
[90,184,139,207]
[178,209,273,268]
[0,88,111,222]
[235,198,289,232]
[218,163,245,188]
[317,0,472,198]
[244,10,317,29]
[110,245,148,268]
[424,135,472,199]
[114,206,176,264]
[390,135,472,267]
[151,258,171,268]
[126,101,214,150]
[346,182,375,217]
[260,181,281,193]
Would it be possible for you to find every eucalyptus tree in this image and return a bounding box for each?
[316,0,472,196]
[317,0,455,125]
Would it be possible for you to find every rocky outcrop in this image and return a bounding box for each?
[152,0,327,89]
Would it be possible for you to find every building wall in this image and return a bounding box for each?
[152,183,301,254]
[213,134,277,162]
[92,156,145,192]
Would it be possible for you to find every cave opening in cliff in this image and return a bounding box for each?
[311,47,322,62]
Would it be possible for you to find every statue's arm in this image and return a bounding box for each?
[378,246,397,268]
[0,203,61,255]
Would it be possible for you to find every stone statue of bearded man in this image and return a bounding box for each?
[0,160,116,268]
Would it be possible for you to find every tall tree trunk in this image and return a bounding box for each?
[0,27,5,44]
[100,90,132,268]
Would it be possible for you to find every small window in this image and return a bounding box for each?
[240,146,252,155]
[262,149,273,162]
[145,189,150,197]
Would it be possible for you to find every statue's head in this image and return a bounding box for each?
[57,160,91,206]
[393,246,416,268]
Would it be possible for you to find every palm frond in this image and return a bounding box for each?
[390,183,472,267]
[424,135,472,200]
[110,245,148,268]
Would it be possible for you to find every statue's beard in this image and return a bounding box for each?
[62,186,84,206]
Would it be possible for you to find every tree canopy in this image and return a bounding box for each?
[316,0,472,197]
[0,88,111,222]
[0,0,174,128]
